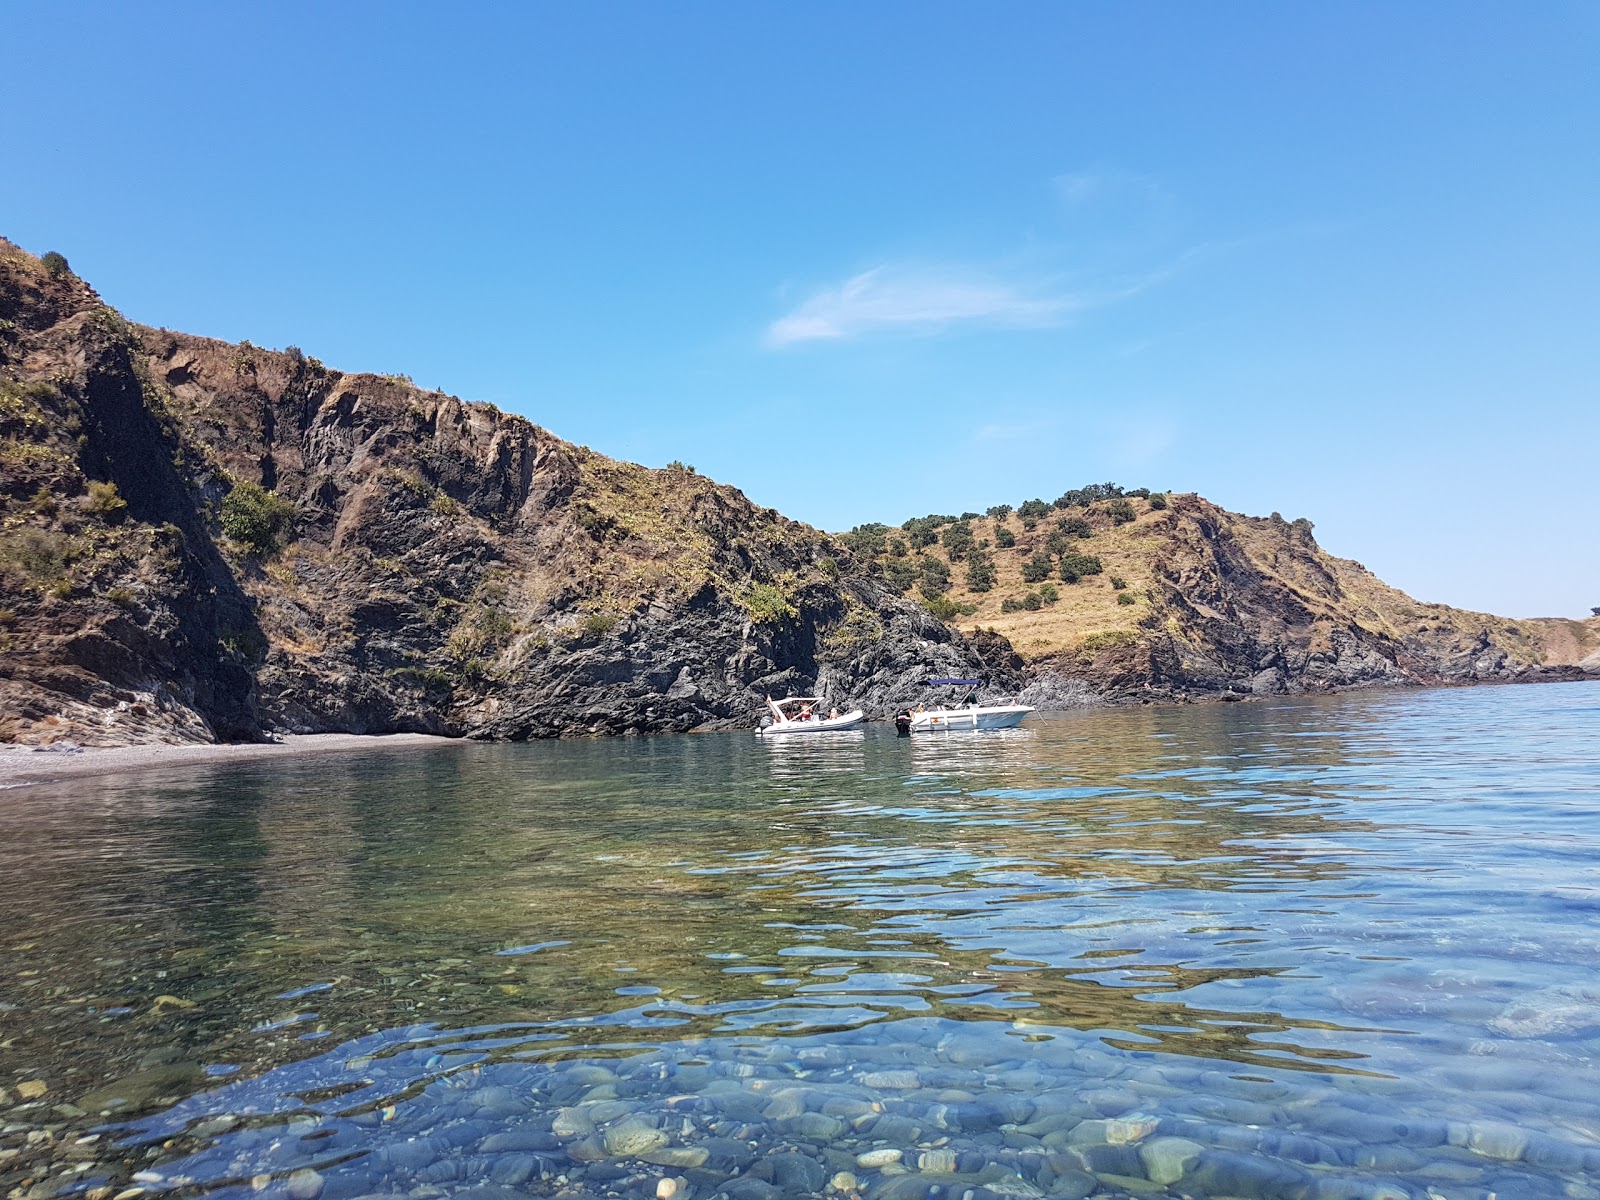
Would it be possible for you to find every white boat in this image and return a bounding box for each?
[757,695,865,735]
[907,678,1033,731]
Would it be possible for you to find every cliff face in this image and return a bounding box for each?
[840,495,1599,705]
[0,243,1011,745]
[3,242,1591,746]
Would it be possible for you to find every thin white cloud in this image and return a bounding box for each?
[764,267,1071,348]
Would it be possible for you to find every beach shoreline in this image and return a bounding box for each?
[0,731,468,789]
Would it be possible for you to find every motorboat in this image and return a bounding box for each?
[907,678,1033,731]
[757,695,865,735]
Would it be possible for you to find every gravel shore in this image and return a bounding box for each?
[0,731,467,789]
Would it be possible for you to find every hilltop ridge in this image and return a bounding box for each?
[1,240,1593,746]
[0,241,1006,744]
[839,492,1598,704]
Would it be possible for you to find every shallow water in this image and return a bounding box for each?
[3,682,1599,1200]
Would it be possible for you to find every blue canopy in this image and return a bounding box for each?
[927,678,981,686]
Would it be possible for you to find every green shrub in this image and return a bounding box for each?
[1018,498,1050,519]
[744,582,798,624]
[1059,515,1093,538]
[582,611,621,637]
[1110,575,1127,590]
[887,537,908,557]
[41,251,71,279]
[84,480,127,521]
[1000,596,1023,613]
[220,480,297,556]
[994,526,1015,549]
[1105,498,1136,525]
[842,522,889,558]
[965,550,996,592]
[1021,552,1053,583]
[1148,493,1168,510]
[923,595,961,621]
[107,586,135,607]
[1060,553,1103,583]
[986,504,1013,519]
[1117,591,1137,606]
[1038,582,1059,605]
[941,522,974,561]
[882,557,919,593]
[1022,592,1042,611]
[918,555,951,599]
[1020,515,1038,531]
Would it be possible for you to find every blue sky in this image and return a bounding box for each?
[7,2,1597,617]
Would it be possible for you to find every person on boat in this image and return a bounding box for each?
[799,703,813,721]
[828,707,839,720]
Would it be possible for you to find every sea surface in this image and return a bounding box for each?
[3,682,1599,1200]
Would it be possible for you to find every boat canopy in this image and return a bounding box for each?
[927,678,981,687]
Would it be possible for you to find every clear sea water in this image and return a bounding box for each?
[3,681,1599,1200]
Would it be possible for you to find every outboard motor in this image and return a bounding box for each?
[894,709,912,737]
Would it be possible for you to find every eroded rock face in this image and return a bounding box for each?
[0,241,1004,744]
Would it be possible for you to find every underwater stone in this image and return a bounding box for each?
[1463,1122,1529,1161]
[789,1112,847,1141]
[1138,1137,1204,1186]
[640,1147,710,1169]
[604,1119,669,1157]
[860,1071,921,1090]
[856,1149,903,1169]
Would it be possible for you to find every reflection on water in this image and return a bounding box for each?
[3,682,1599,1200]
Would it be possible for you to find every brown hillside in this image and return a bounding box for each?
[839,495,1598,702]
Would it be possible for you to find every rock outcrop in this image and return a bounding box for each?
[842,491,1599,705]
[2,241,1591,745]
[0,242,1007,745]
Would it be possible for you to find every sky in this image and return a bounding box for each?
[6,2,1597,618]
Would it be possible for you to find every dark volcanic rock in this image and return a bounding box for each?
[0,240,1002,744]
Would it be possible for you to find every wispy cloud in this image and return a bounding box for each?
[764,266,1071,348]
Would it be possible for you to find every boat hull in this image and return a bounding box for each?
[909,705,1033,731]
[758,709,866,735]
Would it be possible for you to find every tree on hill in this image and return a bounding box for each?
[841,522,889,558]
[1021,552,1053,583]
[1104,498,1136,525]
[918,556,951,599]
[965,549,996,592]
[994,526,1016,549]
[1059,553,1103,583]
[986,503,1013,519]
[1018,498,1050,519]
[941,521,974,561]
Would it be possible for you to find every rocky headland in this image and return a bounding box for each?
[1,241,1594,746]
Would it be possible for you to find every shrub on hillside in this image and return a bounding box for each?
[918,555,951,599]
[1038,582,1059,606]
[1021,552,1053,583]
[965,550,996,592]
[1105,498,1136,525]
[84,480,127,522]
[842,522,889,558]
[923,595,975,620]
[1022,592,1042,611]
[1059,515,1093,538]
[1059,553,1103,583]
[1148,493,1168,510]
[882,557,919,593]
[1000,596,1023,613]
[1018,498,1050,520]
[941,521,975,561]
[744,582,798,624]
[220,480,296,557]
[41,252,71,279]
[994,526,1016,549]
[888,537,908,557]
[1118,591,1137,606]
[1110,575,1127,590]
[986,504,1013,519]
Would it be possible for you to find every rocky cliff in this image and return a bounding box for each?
[3,242,1592,746]
[0,243,1012,745]
[839,494,1599,705]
